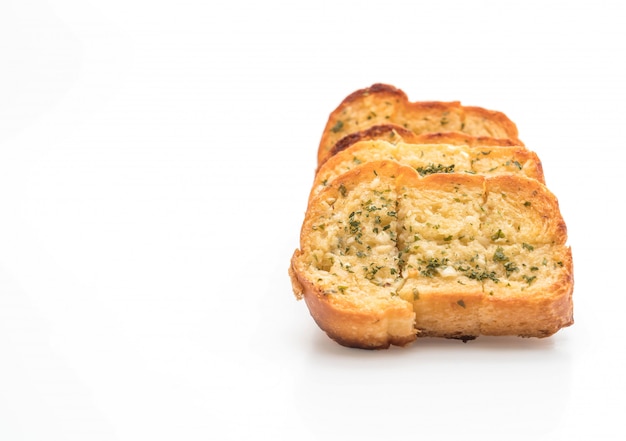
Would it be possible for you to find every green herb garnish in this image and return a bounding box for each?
[419,258,449,278]
[493,247,508,262]
[338,183,347,197]
[491,229,505,241]
[331,120,344,133]
[415,163,455,177]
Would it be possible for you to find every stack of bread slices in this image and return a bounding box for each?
[289,84,574,349]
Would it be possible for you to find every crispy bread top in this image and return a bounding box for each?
[325,123,522,167]
[311,139,545,203]
[318,84,522,166]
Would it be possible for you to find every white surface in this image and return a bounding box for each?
[1,1,624,439]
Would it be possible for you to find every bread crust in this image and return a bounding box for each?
[480,247,574,337]
[318,84,522,165]
[310,139,546,204]
[325,123,522,167]
[290,252,417,349]
[290,160,573,348]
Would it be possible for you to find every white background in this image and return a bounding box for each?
[1,0,625,439]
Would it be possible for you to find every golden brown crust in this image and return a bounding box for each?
[480,247,574,337]
[484,174,568,244]
[461,105,522,141]
[327,124,415,162]
[310,139,546,204]
[413,131,520,147]
[318,84,522,166]
[325,123,523,168]
[340,83,406,104]
[291,251,417,349]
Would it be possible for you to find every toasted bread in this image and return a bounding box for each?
[290,161,573,349]
[310,140,545,203]
[318,84,522,166]
[325,124,521,168]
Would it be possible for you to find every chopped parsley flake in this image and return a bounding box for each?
[415,163,455,177]
[491,229,505,241]
[338,183,347,197]
[419,258,449,278]
[493,247,508,262]
[331,120,344,133]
